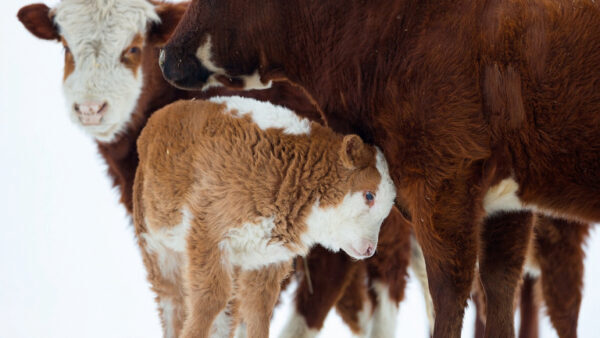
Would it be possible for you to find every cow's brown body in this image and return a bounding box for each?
[161,0,599,336]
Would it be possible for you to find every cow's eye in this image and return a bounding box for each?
[364,191,375,207]
[128,47,140,54]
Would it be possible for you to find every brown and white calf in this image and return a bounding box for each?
[134,97,396,338]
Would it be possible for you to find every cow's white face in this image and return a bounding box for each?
[53,0,159,142]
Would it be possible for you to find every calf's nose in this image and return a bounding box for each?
[353,239,376,258]
[75,101,107,115]
[74,101,107,125]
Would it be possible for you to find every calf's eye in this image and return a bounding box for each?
[364,191,375,207]
[129,47,140,54]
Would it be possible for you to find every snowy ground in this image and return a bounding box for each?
[1,1,599,337]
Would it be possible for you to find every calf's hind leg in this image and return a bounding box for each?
[237,262,292,338]
[181,224,233,338]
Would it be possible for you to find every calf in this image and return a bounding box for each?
[134,97,396,338]
[159,0,600,337]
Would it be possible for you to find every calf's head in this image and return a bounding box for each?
[159,0,285,91]
[305,135,396,260]
[18,0,185,142]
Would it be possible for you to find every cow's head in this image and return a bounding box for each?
[159,0,286,92]
[18,0,185,142]
[304,135,396,260]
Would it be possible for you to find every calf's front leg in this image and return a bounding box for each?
[237,262,292,338]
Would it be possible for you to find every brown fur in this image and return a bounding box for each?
[134,99,384,338]
[161,1,600,336]
[473,214,590,338]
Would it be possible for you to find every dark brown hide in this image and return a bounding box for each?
[161,1,600,337]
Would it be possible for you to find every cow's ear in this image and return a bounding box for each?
[147,2,187,46]
[340,135,371,170]
[17,3,59,41]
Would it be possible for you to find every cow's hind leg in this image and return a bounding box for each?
[535,216,589,338]
[279,246,358,338]
[479,211,534,338]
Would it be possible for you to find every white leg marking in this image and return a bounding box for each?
[409,235,435,335]
[367,282,398,338]
[159,298,176,338]
[278,308,319,338]
[210,307,233,338]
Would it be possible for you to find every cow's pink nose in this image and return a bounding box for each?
[74,101,107,125]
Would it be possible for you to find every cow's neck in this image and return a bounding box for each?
[275,0,438,142]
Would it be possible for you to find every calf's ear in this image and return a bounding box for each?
[340,135,371,170]
[17,3,59,41]
[147,3,187,46]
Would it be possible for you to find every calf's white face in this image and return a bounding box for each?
[53,0,159,142]
[304,149,396,260]
[18,0,161,143]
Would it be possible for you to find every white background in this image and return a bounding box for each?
[1,1,599,337]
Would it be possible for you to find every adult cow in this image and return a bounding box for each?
[159,1,600,337]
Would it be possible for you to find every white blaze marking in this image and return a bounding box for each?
[53,0,160,142]
[209,96,311,135]
[196,35,272,91]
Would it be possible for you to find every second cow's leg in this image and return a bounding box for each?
[479,211,534,338]
[280,246,358,337]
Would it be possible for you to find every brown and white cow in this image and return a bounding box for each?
[159,0,600,337]
[17,1,416,337]
[134,97,397,338]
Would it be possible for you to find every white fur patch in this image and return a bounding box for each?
[278,309,319,338]
[210,307,233,338]
[53,0,160,142]
[355,296,373,337]
[409,235,435,334]
[209,96,311,135]
[302,148,396,259]
[159,298,176,338]
[142,207,192,282]
[483,178,524,215]
[240,70,273,90]
[219,216,299,270]
[196,35,271,91]
[234,323,247,338]
[367,282,399,338]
